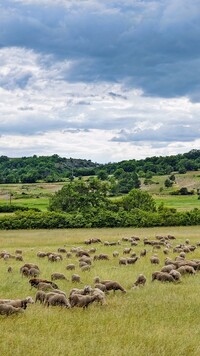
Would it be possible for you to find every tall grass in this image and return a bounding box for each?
[0,226,200,356]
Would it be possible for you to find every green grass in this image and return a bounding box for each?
[153,194,200,211]
[0,226,200,355]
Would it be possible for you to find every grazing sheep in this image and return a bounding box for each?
[123,248,132,254]
[127,257,138,265]
[15,249,22,255]
[7,266,13,273]
[66,264,76,270]
[15,255,24,261]
[57,248,67,253]
[161,264,176,273]
[163,248,170,255]
[79,256,92,265]
[71,274,81,283]
[35,290,46,304]
[20,266,30,277]
[37,282,56,292]
[179,252,186,258]
[29,278,58,289]
[94,254,109,261]
[152,271,175,282]
[185,239,190,245]
[133,274,147,287]
[169,269,182,281]
[94,283,108,293]
[113,251,119,257]
[102,281,126,293]
[47,294,71,308]
[44,291,67,306]
[28,267,40,278]
[93,276,101,284]
[37,251,47,258]
[150,256,160,265]
[51,273,67,281]
[0,297,34,309]
[177,265,196,275]
[0,304,24,316]
[70,294,97,309]
[140,249,147,257]
[89,248,96,254]
[119,257,127,266]
[66,252,72,258]
[90,288,107,305]
[81,265,91,272]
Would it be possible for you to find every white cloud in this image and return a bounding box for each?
[0,1,200,162]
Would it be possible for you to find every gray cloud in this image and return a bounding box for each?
[111,123,200,144]
[1,1,200,100]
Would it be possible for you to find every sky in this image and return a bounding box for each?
[0,0,200,163]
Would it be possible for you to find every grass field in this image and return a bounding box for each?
[0,226,200,356]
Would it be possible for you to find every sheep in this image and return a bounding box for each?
[71,274,81,283]
[94,254,109,261]
[161,264,176,273]
[119,257,127,266]
[37,282,56,292]
[113,251,119,257]
[66,252,72,258]
[150,256,160,265]
[79,256,92,265]
[51,273,67,281]
[81,265,91,272]
[70,294,97,309]
[7,266,13,273]
[28,267,40,278]
[37,251,47,258]
[47,294,71,308]
[169,269,182,282]
[123,248,132,254]
[140,249,147,257]
[177,265,196,275]
[93,276,101,284]
[127,257,138,265]
[15,249,23,255]
[57,248,67,253]
[66,264,76,271]
[152,271,175,282]
[35,290,46,304]
[29,278,58,289]
[94,283,108,293]
[133,274,147,287]
[0,297,34,309]
[0,304,24,316]
[90,288,107,305]
[44,291,67,306]
[15,255,23,261]
[102,281,126,293]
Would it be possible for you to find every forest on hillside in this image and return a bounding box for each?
[0,149,199,184]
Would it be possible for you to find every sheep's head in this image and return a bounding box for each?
[25,296,34,304]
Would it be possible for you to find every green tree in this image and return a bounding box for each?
[49,179,110,213]
[121,189,156,212]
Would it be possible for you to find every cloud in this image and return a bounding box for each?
[0,1,200,162]
[1,0,200,100]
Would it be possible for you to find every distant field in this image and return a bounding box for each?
[0,171,199,213]
[0,226,200,356]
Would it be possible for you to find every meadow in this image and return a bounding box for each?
[0,226,200,356]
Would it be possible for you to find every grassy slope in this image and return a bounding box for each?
[0,227,200,355]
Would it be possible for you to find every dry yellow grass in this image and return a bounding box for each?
[0,226,200,356]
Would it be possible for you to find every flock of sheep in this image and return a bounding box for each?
[0,233,200,316]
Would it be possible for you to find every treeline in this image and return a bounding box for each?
[0,149,199,184]
[0,206,199,229]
